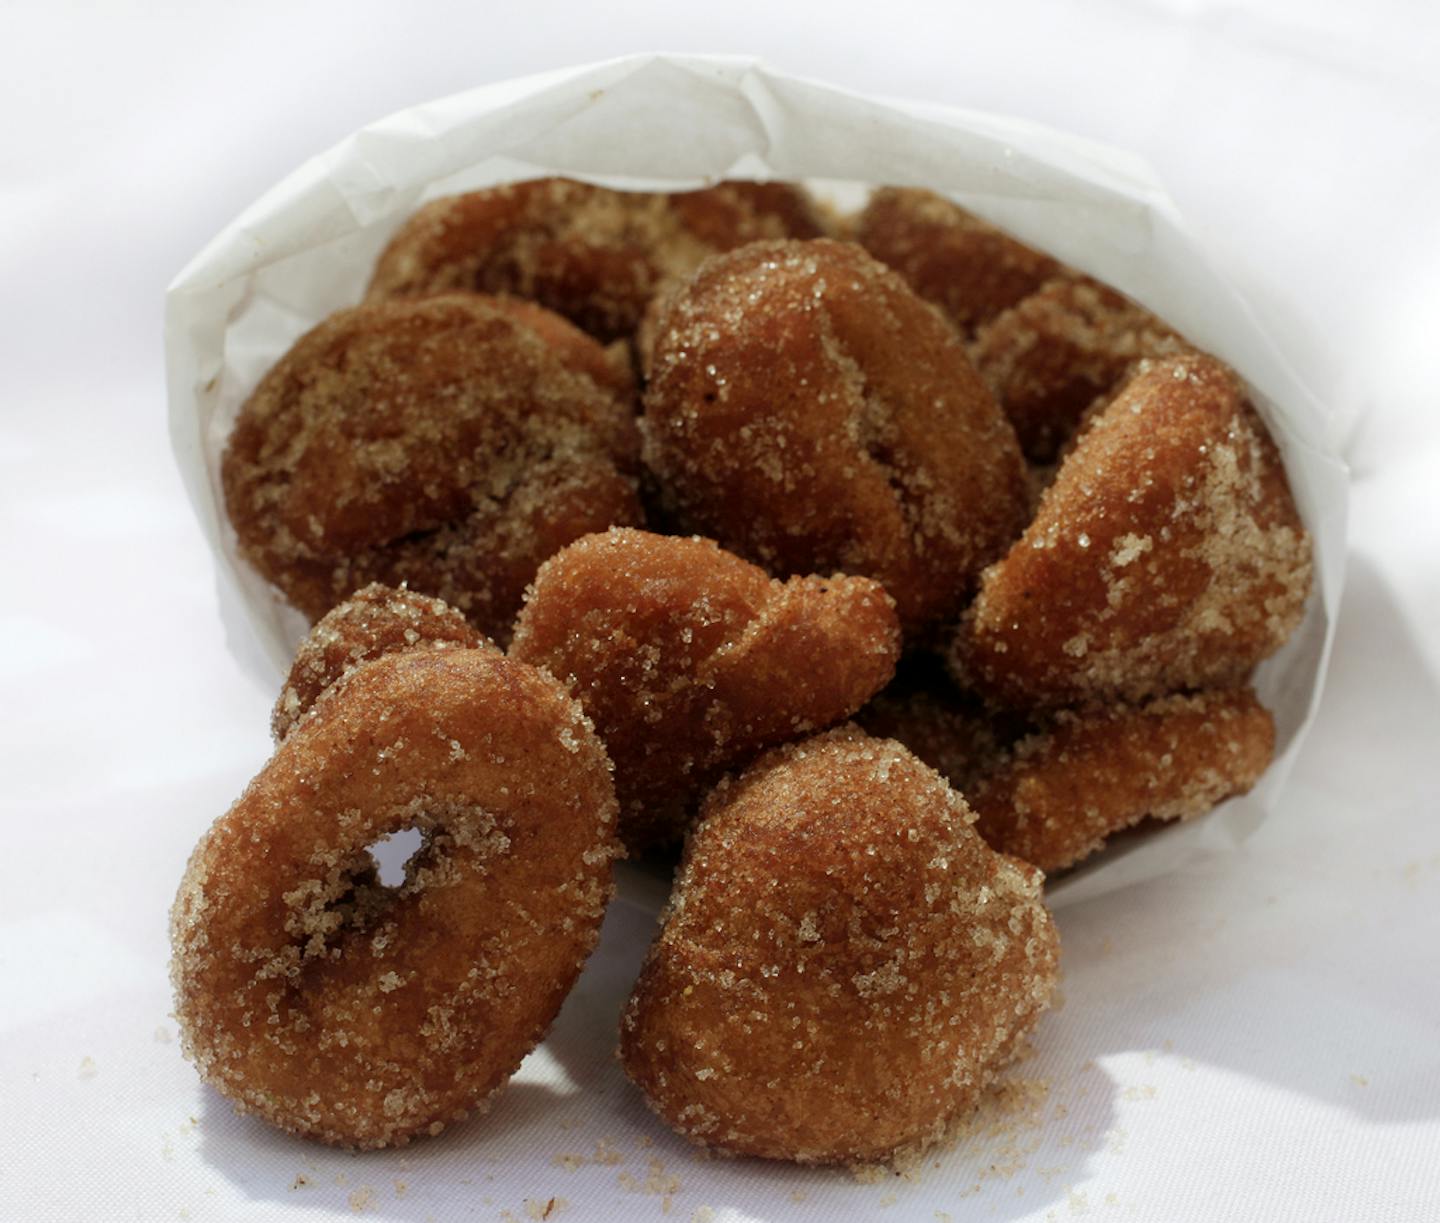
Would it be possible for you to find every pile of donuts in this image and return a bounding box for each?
[170,180,1311,1165]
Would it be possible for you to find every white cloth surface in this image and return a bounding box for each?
[2,4,1438,1222]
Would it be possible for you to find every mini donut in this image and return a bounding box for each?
[510,527,900,851]
[271,582,496,742]
[170,648,620,1149]
[953,353,1312,708]
[969,277,1189,462]
[221,293,642,641]
[966,687,1275,873]
[619,726,1060,1164]
[855,187,1062,337]
[641,238,1030,632]
[367,178,826,342]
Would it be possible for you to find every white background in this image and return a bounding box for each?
[3,3,1439,1222]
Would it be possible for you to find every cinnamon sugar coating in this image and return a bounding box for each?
[856,188,1061,337]
[170,649,620,1149]
[367,179,826,341]
[221,294,642,641]
[968,688,1275,873]
[953,353,1312,707]
[970,277,1190,462]
[642,239,1030,632]
[619,727,1059,1164]
[510,528,901,850]
[271,583,496,742]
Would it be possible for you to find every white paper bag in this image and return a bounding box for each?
[164,53,1347,908]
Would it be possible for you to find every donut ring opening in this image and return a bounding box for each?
[170,649,619,1148]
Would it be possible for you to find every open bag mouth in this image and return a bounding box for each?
[164,53,1348,910]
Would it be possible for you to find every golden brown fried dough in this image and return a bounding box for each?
[271,583,496,742]
[170,649,619,1149]
[368,179,826,341]
[968,688,1275,873]
[221,294,642,641]
[619,727,1059,1164]
[642,238,1030,632]
[954,353,1312,707]
[856,188,1062,337]
[510,528,901,850]
[970,277,1189,462]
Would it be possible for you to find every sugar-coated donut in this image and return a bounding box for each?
[953,353,1312,707]
[271,583,495,742]
[856,188,1061,336]
[510,528,900,850]
[970,277,1188,462]
[968,687,1275,873]
[368,179,826,341]
[221,293,642,641]
[642,238,1030,632]
[620,726,1059,1164]
[170,649,619,1148]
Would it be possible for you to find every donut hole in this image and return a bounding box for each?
[366,825,425,888]
[285,829,431,969]
[284,803,512,968]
